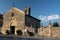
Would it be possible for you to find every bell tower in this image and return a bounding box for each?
[24,6,31,16]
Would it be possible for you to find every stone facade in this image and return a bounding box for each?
[25,14,40,33]
[1,7,25,35]
[0,7,40,36]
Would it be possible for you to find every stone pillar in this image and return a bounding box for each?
[48,24,52,37]
[22,27,28,36]
[41,26,43,37]
[15,29,17,35]
[22,29,27,36]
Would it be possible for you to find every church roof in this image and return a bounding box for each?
[6,7,24,14]
[26,14,40,21]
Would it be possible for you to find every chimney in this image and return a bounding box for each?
[24,6,31,15]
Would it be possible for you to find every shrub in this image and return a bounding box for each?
[27,30,34,36]
[53,22,59,27]
[16,30,23,35]
[6,30,10,35]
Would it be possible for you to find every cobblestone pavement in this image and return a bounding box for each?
[0,35,60,40]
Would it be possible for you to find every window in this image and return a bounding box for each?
[11,13,14,17]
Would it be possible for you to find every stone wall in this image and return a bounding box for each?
[52,27,60,37]
[25,15,40,33]
[38,26,60,37]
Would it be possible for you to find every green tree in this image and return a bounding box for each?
[53,22,59,27]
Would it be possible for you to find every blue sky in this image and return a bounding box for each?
[0,0,60,26]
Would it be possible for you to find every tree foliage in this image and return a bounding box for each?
[16,30,23,35]
[53,22,59,27]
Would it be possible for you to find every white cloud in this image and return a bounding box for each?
[39,14,60,21]
[48,14,59,20]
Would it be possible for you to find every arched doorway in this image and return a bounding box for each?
[10,26,15,34]
[10,22,16,35]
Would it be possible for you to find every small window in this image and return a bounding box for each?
[11,13,14,17]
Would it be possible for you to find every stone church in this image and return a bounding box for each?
[0,6,40,36]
